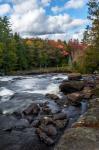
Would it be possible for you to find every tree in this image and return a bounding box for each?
[76,0,99,73]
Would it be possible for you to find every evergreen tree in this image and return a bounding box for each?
[77,0,99,73]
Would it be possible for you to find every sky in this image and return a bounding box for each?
[0,0,89,41]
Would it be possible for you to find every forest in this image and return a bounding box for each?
[0,0,99,74]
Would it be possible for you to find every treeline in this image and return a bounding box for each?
[0,0,98,74]
[0,16,71,74]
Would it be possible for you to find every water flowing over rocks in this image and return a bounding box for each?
[0,73,99,150]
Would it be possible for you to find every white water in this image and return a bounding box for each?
[25,83,60,96]
[52,74,68,80]
[0,74,68,114]
[0,87,14,102]
[0,87,14,96]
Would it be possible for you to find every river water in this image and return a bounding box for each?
[0,74,68,115]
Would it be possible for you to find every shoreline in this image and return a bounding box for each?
[1,67,72,76]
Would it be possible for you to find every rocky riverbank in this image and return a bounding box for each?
[55,73,99,150]
[0,73,99,150]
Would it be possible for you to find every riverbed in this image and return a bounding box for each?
[0,73,88,150]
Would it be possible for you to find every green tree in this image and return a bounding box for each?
[77,0,99,73]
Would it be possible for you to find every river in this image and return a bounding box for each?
[0,73,89,149]
[0,73,68,114]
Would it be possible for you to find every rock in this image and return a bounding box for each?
[42,106,51,115]
[72,98,99,128]
[84,77,95,88]
[46,94,60,100]
[67,92,84,106]
[59,81,85,94]
[82,87,94,99]
[39,124,57,137]
[88,98,99,109]
[55,119,68,130]
[41,117,54,126]
[36,128,54,145]
[45,124,57,136]
[68,73,82,80]
[23,103,40,116]
[92,87,99,97]
[72,108,99,128]
[0,128,51,150]
[53,112,67,120]
[12,111,24,119]
[0,115,29,131]
[54,127,99,150]
[31,119,40,128]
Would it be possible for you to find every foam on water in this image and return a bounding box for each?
[52,74,68,80]
[0,76,14,82]
[25,83,60,97]
[0,87,14,96]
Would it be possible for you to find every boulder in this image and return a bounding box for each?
[23,103,40,116]
[59,81,85,94]
[72,108,99,128]
[39,124,57,137]
[0,115,29,131]
[68,73,82,80]
[45,124,57,136]
[53,112,67,120]
[67,92,84,106]
[0,128,51,150]
[54,119,68,130]
[72,98,99,128]
[46,94,60,100]
[82,87,94,99]
[54,127,99,150]
[36,128,54,145]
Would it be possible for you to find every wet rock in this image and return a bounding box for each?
[0,128,51,150]
[55,119,68,130]
[46,94,60,100]
[53,112,67,120]
[72,98,99,128]
[84,77,95,88]
[0,115,29,131]
[12,111,23,119]
[54,127,99,150]
[31,119,41,128]
[59,81,85,94]
[45,124,57,136]
[67,92,84,106]
[36,128,54,145]
[68,73,82,80]
[73,108,99,128]
[39,124,57,137]
[24,115,34,123]
[42,105,51,115]
[23,103,40,116]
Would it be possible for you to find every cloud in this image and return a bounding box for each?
[0,4,11,16]
[9,0,87,39]
[65,0,84,9]
[51,0,86,14]
[41,0,52,7]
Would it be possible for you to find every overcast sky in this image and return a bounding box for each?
[0,0,88,41]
